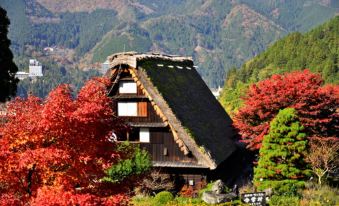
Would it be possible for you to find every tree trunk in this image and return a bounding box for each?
[318,175,322,185]
[27,164,36,195]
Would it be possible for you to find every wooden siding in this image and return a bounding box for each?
[139,128,197,163]
[160,167,208,194]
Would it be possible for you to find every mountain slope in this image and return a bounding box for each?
[82,0,339,87]
[220,16,339,113]
[226,16,339,86]
[1,0,338,88]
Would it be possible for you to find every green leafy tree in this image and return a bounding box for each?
[254,108,311,195]
[0,7,18,102]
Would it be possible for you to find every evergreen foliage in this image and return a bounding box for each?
[0,7,18,102]
[1,0,119,55]
[103,142,151,183]
[254,108,311,195]
[228,15,339,85]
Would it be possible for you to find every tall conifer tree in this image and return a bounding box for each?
[0,7,18,102]
[254,108,311,195]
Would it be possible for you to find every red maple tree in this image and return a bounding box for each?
[0,78,129,205]
[234,70,339,150]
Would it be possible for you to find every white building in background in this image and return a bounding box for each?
[29,59,43,77]
[101,60,110,74]
[15,71,29,80]
[15,59,43,80]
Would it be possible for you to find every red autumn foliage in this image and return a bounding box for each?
[234,70,339,150]
[179,185,194,197]
[0,77,129,205]
[30,186,128,206]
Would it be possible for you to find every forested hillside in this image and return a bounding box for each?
[220,16,339,113]
[1,0,338,88]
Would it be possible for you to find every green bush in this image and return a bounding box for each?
[269,195,300,206]
[198,182,214,197]
[258,180,305,196]
[154,191,174,205]
[103,142,151,183]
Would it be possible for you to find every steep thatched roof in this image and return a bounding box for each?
[107,52,236,169]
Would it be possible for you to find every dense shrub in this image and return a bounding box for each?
[139,170,175,195]
[198,182,214,197]
[154,191,174,205]
[103,142,151,183]
[259,180,305,196]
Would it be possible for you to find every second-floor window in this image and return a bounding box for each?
[118,102,137,116]
[117,102,148,117]
[119,81,137,94]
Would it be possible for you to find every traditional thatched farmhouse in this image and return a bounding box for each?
[105,52,237,191]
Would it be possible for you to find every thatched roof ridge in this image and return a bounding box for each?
[107,52,236,169]
[107,52,192,69]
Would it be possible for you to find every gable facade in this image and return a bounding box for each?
[109,69,200,167]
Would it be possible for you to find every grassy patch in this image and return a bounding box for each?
[131,196,245,206]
